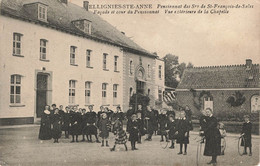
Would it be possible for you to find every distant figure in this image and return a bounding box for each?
[69,109,81,143]
[203,108,221,165]
[218,122,226,155]
[184,105,193,131]
[110,119,128,151]
[85,105,100,143]
[176,110,189,155]
[128,114,139,150]
[39,105,52,140]
[240,115,252,156]
[61,106,70,138]
[52,108,62,143]
[166,115,177,149]
[99,113,110,147]
[144,106,156,141]
[158,109,168,142]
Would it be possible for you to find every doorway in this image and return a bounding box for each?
[36,74,48,118]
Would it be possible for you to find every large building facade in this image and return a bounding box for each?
[0,0,165,125]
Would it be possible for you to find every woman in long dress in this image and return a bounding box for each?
[39,105,52,140]
[52,108,62,143]
[203,108,221,165]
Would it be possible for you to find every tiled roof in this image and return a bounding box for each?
[0,0,156,57]
[177,64,260,89]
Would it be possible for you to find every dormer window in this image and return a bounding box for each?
[72,19,92,34]
[38,4,47,22]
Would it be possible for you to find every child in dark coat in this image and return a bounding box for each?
[61,106,70,139]
[241,115,252,156]
[158,109,168,142]
[128,114,139,150]
[99,113,110,147]
[69,108,81,143]
[166,115,177,149]
[176,111,190,155]
[52,108,62,143]
[136,112,144,144]
[110,119,128,151]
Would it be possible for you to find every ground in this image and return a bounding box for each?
[0,125,259,166]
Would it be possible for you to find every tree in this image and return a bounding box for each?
[129,93,150,111]
[163,54,193,88]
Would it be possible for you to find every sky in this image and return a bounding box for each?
[70,0,260,67]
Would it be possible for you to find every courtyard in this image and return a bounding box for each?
[0,125,259,166]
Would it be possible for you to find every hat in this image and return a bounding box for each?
[131,114,137,118]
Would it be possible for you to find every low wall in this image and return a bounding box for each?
[192,120,259,135]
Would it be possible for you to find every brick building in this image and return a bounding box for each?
[176,59,260,116]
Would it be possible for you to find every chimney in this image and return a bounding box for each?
[246,59,252,69]
[83,1,89,11]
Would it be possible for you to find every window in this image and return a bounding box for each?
[204,97,213,112]
[10,75,21,104]
[148,89,150,96]
[70,46,76,65]
[159,65,162,79]
[251,95,260,113]
[85,82,91,105]
[69,80,76,104]
[72,19,92,34]
[103,53,108,70]
[102,83,108,105]
[129,87,133,99]
[158,88,162,102]
[86,50,92,68]
[13,33,22,56]
[113,84,118,105]
[147,64,151,78]
[40,39,47,60]
[38,4,47,21]
[129,60,134,76]
[114,56,119,72]
[136,81,145,94]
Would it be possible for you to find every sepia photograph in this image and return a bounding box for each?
[0,0,259,165]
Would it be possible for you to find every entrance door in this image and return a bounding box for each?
[36,74,48,118]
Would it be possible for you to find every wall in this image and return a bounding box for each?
[0,15,123,121]
[176,89,260,116]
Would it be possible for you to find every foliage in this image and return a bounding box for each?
[190,89,213,111]
[129,93,150,111]
[226,91,246,107]
[163,54,193,88]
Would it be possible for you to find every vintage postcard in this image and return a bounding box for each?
[0,0,259,165]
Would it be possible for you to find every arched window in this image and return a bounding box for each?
[129,60,134,76]
[251,95,260,112]
[129,87,133,99]
[147,64,151,78]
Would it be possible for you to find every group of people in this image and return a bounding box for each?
[38,104,123,146]
[38,103,253,165]
[125,104,193,154]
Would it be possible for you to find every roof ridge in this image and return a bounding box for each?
[191,63,259,69]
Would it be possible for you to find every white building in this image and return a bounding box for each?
[0,0,164,125]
